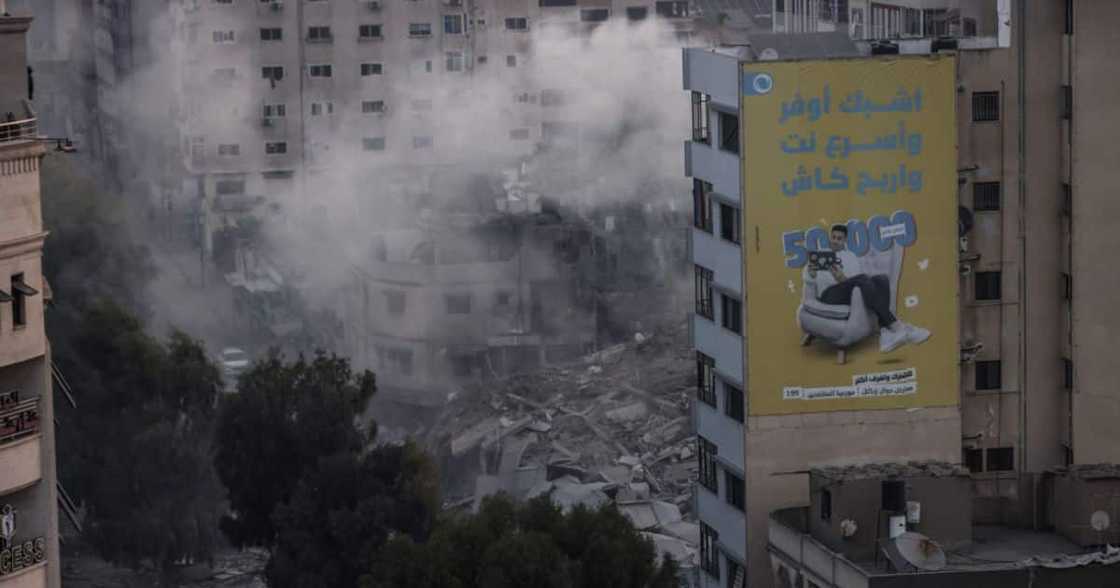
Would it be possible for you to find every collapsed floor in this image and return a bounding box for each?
[425,317,700,571]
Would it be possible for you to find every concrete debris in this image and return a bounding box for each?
[429,317,699,548]
[813,460,970,481]
[643,532,699,570]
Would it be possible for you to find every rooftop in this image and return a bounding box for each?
[811,460,970,482]
[1049,463,1120,480]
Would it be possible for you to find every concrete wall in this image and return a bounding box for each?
[0,17,32,117]
[1070,0,1120,464]
[744,406,961,587]
[1052,476,1120,546]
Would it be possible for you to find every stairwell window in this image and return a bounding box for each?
[725,471,745,511]
[719,202,740,244]
[721,294,742,334]
[693,179,713,232]
[975,271,1001,301]
[10,274,32,328]
[975,360,1001,391]
[691,91,710,144]
[695,265,713,320]
[698,436,718,492]
[724,382,744,422]
[718,110,739,154]
[973,182,1001,211]
[699,521,720,578]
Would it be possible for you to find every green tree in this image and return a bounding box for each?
[214,351,377,546]
[363,494,680,588]
[265,443,439,587]
[56,302,224,570]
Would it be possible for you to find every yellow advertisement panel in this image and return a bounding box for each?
[741,56,958,415]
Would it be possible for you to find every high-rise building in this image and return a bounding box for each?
[684,1,1120,586]
[0,9,62,588]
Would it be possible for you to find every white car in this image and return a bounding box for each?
[220,347,250,391]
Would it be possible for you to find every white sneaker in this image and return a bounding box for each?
[879,327,907,353]
[905,323,931,345]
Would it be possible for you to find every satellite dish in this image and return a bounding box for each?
[1092,511,1111,532]
[894,532,947,571]
[840,519,858,538]
[758,48,779,61]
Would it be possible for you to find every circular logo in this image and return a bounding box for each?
[752,73,774,95]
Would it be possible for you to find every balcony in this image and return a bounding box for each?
[0,395,42,495]
[0,117,36,146]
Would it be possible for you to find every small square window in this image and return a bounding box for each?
[881,480,906,512]
[972,91,1000,122]
[361,63,383,76]
[506,55,517,67]
[505,17,528,31]
[973,182,1001,211]
[975,271,1001,301]
[963,448,983,473]
[443,14,463,34]
[975,360,1001,391]
[986,447,1015,472]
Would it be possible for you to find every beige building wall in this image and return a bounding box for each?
[0,12,60,588]
[1069,0,1120,465]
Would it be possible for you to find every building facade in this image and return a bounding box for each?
[0,11,62,588]
[685,1,1120,586]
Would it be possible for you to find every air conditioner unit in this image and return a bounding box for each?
[270,0,283,11]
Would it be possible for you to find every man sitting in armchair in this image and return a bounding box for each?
[809,224,931,353]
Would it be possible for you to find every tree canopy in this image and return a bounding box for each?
[363,494,680,588]
[213,351,377,547]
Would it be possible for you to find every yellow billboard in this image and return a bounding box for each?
[741,56,958,415]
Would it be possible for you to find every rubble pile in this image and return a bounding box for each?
[427,319,699,569]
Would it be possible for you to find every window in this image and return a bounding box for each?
[719,203,740,244]
[262,103,286,118]
[691,92,710,144]
[385,290,405,315]
[310,101,334,116]
[972,91,1000,122]
[881,480,906,512]
[505,17,528,30]
[655,0,688,18]
[1062,272,1072,301]
[359,24,382,39]
[1064,0,1073,35]
[725,471,745,510]
[923,8,949,36]
[820,489,832,521]
[361,100,385,114]
[1063,357,1073,389]
[975,360,1001,391]
[307,25,333,42]
[212,30,236,43]
[444,14,463,34]
[509,128,530,140]
[718,111,739,154]
[261,65,284,81]
[581,8,609,22]
[218,143,240,156]
[721,294,741,334]
[361,62,383,76]
[963,17,977,37]
[724,382,744,422]
[699,521,720,578]
[446,51,465,72]
[902,7,920,36]
[973,182,1001,211]
[626,6,648,20]
[1062,183,1072,216]
[541,89,565,107]
[413,136,433,149]
[446,293,471,314]
[1062,85,1073,120]
[260,27,282,41]
[424,60,433,73]
[215,179,245,194]
[409,22,432,37]
[495,291,512,307]
[265,141,287,154]
[362,137,385,151]
[963,448,983,473]
[698,436,718,492]
[986,447,1015,472]
[696,352,716,407]
[10,274,32,328]
[695,265,713,319]
[693,179,713,232]
[308,64,333,78]
[506,55,517,67]
[540,0,577,7]
[975,271,1001,301]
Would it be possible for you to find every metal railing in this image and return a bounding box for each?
[0,393,40,445]
[0,117,36,145]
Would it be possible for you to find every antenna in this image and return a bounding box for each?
[893,532,947,571]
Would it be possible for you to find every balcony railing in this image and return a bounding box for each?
[0,117,36,145]
[0,392,40,445]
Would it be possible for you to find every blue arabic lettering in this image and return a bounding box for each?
[779,86,830,124]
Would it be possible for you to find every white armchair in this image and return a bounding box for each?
[796,243,904,364]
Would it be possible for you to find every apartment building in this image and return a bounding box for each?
[685,1,1120,586]
[173,0,701,247]
[0,11,62,588]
